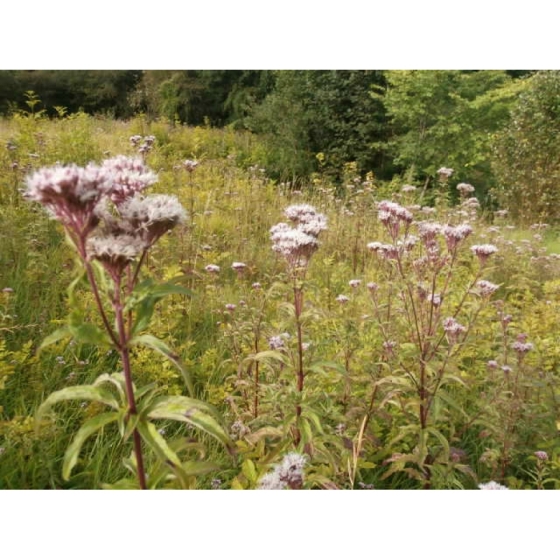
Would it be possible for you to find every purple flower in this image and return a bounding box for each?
[25,163,114,237]
[471,244,498,264]
[476,280,499,297]
[534,451,548,461]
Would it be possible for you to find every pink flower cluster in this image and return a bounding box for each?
[270,205,327,271]
[443,317,466,341]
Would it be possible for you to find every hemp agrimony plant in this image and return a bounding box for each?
[270,204,327,444]
[26,155,233,489]
[367,194,500,487]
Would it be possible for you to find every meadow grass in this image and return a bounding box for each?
[1,112,560,489]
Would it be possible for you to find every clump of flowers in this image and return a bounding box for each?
[511,333,534,359]
[24,155,198,490]
[442,317,467,342]
[271,204,327,274]
[534,451,548,462]
[437,167,454,179]
[130,134,156,157]
[476,280,499,297]
[257,453,307,490]
[456,182,475,196]
[471,244,498,265]
[478,481,509,490]
[183,159,199,173]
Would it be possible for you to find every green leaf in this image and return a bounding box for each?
[244,426,283,445]
[68,318,111,346]
[147,396,234,452]
[36,385,120,424]
[38,325,72,351]
[131,334,194,396]
[241,459,257,483]
[179,461,220,477]
[63,412,119,480]
[128,281,192,336]
[93,372,126,403]
[245,350,290,367]
[136,420,182,467]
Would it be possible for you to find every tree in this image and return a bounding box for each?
[246,70,388,182]
[379,70,526,198]
[491,71,560,224]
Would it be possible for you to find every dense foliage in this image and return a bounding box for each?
[3,70,551,198]
[1,108,560,489]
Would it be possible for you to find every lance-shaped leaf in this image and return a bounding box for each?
[37,385,120,425]
[136,420,182,468]
[127,280,192,336]
[131,334,194,396]
[146,395,234,453]
[38,325,72,351]
[63,412,120,480]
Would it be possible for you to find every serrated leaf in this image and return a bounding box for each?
[128,281,192,336]
[63,412,119,480]
[131,334,193,396]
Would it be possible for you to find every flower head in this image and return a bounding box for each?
[101,156,158,206]
[25,163,113,236]
[118,194,187,245]
[183,159,199,172]
[442,224,473,252]
[270,223,319,269]
[478,481,509,490]
[258,452,307,490]
[534,451,549,461]
[443,317,466,342]
[476,280,499,297]
[456,182,475,195]
[471,244,498,265]
[87,233,146,277]
[437,167,454,179]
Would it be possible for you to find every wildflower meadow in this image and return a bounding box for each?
[1,102,560,492]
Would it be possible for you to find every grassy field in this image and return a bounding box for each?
[1,111,560,489]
